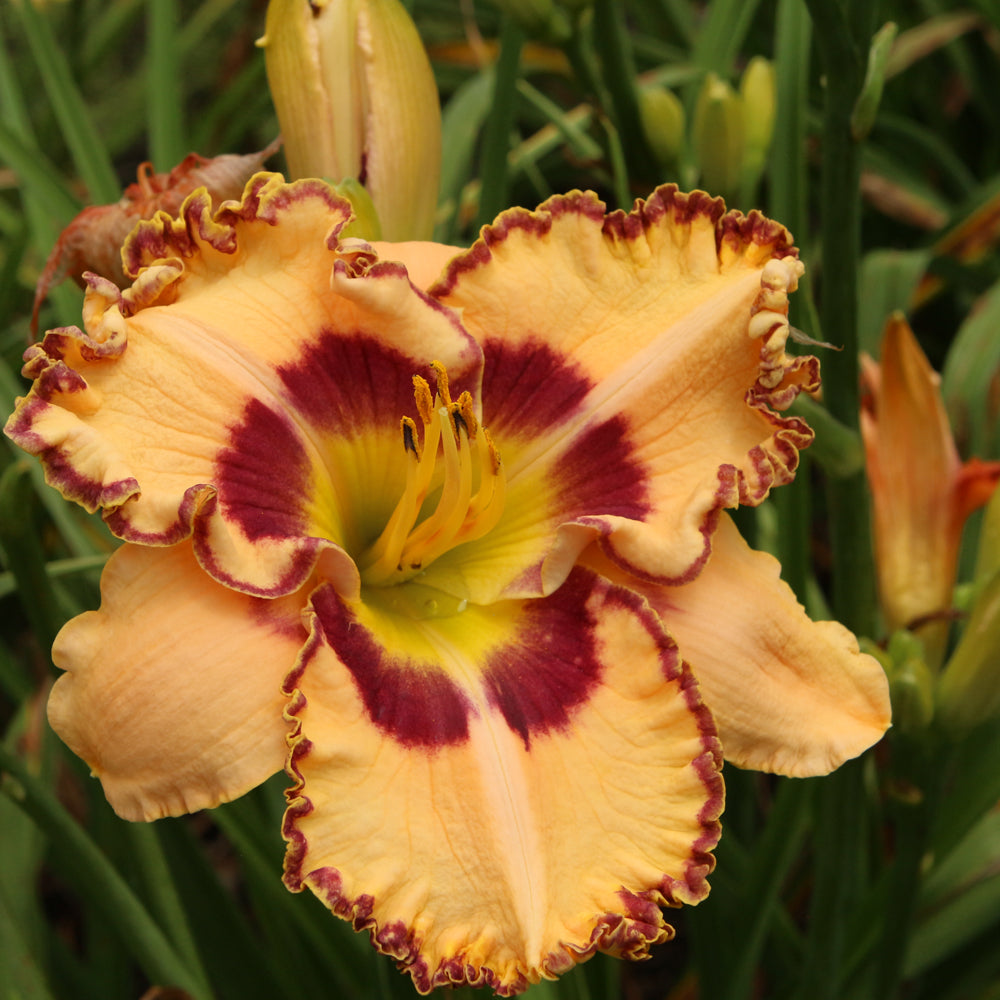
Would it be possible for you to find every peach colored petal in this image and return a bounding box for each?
[371,240,461,290]
[583,515,891,776]
[282,570,722,995]
[48,541,307,821]
[432,186,815,587]
[6,174,479,598]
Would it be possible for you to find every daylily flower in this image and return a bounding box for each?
[30,140,281,336]
[860,313,1000,667]
[5,175,890,994]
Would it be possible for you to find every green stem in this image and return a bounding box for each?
[0,879,59,1000]
[690,0,764,76]
[769,0,810,243]
[0,120,81,223]
[769,0,814,602]
[787,395,865,479]
[805,0,878,636]
[869,745,935,1000]
[212,805,371,995]
[563,17,606,110]
[793,759,870,1000]
[600,115,633,212]
[723,779,815,1000]
[15,0,120,203]
[794,11,882,996]
[591,0,658,185]
[0,10,84,326]
[474,16,524,230]
[834,738,940,1000]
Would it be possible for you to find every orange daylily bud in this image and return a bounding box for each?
[860,313,1000,667]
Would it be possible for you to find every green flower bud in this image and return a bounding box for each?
[260,0,442,241]
[851,21,898,141]
[739,56,775,190]
[639,86,686,171]
[692,72,744,201]
[937,567,1000,733]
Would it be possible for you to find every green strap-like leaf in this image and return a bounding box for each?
[14,0,120,203]
[0,747,214,1000]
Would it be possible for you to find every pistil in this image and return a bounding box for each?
[358,364,506,588]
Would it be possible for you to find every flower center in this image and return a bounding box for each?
[358,362,506,589]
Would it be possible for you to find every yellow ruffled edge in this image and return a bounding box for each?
[120,172,353,282]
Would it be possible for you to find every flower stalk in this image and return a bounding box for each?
[796,7,882,1000]
[805,0,879,638]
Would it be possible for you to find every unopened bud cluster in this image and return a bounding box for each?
[639,57,776,205]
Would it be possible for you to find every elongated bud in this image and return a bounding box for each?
[937,484,1000,732]
[739,56,775,191]
[937,567,1000,732]
[851,21,898,141]
[260,0,442,240]
[692,73,744,201]
[639,86,686,171]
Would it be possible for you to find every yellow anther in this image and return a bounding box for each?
[456,391,478,437]
[430,360,451,406]
[412,375,434,425]
[447,403,466,441]
[401,416,420,458]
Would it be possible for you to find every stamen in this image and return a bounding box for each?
[456,391,478,437]
[430,361,451,406]
[413,375,434,425]
[401,416,420,458]
[358,362,506,588]
[357,422,425,580]
[400,403,473,567]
